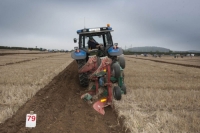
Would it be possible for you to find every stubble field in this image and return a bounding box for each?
[114,55,200,132]
[0,53,73,123]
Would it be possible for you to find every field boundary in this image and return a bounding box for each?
[127,56,200,68]
[0,52,51,56]
[0,54,64,66]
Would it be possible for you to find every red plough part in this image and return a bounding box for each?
[80,56,113,115]
[78,56,98,74]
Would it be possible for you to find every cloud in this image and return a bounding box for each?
[0,0,199,51]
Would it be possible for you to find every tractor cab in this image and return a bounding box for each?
[73,24,118,59]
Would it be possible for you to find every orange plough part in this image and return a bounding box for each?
[93,100,106,115]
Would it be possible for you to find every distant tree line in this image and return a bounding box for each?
[0,46,42,51]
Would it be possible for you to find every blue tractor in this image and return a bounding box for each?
[71,24,126,114]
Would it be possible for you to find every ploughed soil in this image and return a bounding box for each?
[0,60,125,133]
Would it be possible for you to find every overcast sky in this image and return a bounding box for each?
[0,0,200,51]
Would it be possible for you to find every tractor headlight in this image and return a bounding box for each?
[113,43,118,49]
[74,47,78,50]
[74,47,80,52]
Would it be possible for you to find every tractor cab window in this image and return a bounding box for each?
[90,35,104,45]
[80,35,104,50]
[79,32,113,49]
[86,35,104,50]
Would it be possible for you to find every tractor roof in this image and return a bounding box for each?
[77,26,113,35]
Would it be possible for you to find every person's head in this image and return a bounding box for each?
[89,36,93,40]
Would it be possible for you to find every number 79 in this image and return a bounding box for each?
[27,115,36,121]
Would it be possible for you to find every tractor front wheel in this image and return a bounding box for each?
[113,86,121,100]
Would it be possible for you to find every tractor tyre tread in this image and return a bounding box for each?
[121,84,127,94]
[118,56,125,69]
[112,63,121,79]
[79,73,89,87]
[113,86,121,100]
[77,59,89,87]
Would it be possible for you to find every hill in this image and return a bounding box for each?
[128,46,170,52]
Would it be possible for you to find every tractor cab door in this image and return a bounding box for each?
[103,32,113,51]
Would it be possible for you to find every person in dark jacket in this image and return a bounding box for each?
[87,37,101,49]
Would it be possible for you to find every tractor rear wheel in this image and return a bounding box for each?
[113,86,121,100]
[77,60,89,87]
[118,55,125,69]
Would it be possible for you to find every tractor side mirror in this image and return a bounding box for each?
[74,38,77,43]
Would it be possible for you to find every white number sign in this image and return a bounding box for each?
[25,114,37,127]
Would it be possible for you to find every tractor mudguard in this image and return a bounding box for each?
[107,47,123,56]
[71,49,86,60]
